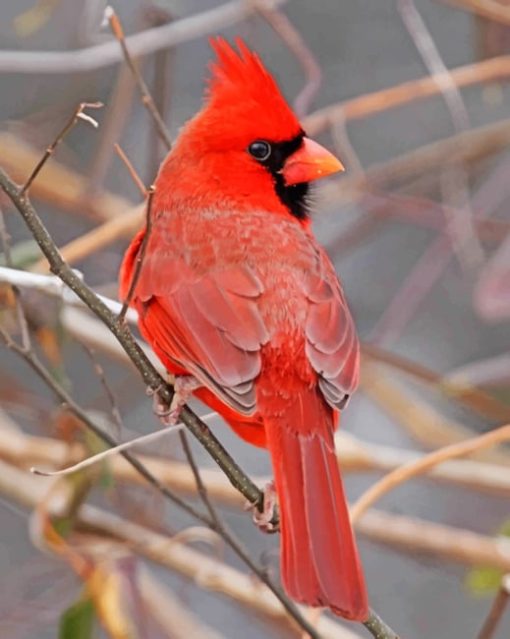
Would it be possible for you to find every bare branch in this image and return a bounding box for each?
[477,575,510,639]
[398,0,483,272]
[31,204,144,273]
[254,0,322,116]
[350,423,510,524]
[439,0,510,26]
[303,54,510,134]
[106,8,172,150]
[31,423,183,477]
[81,343,124,434]
[0,131,131,222]
[0,0,288,74]
[0,265,138,322]
[0,166,332,639]
[114,144,147,197]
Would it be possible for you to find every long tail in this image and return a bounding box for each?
[263,387,368,620]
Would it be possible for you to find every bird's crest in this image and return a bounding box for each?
[206,38,301,138]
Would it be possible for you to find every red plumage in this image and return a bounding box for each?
[120,38,368,620]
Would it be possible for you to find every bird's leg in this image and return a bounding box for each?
[147,375,200,425]
[249,480,279,533]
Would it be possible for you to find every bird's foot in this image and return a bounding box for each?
[248,480,279,534]
[147,375,200,425]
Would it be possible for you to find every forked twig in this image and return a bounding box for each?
[19,102,102,196]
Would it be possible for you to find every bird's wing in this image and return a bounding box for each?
[135,252,269,416]
[302,249,360,411]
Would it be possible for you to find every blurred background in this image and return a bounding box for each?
[1,1,510,638]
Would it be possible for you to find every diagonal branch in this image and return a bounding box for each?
[350,423,510,524]
[0,166,265,513]
[477,575,510,639]
[0,165,337,639]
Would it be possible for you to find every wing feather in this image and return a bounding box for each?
[136,255,268,415]
[303,254,360,411]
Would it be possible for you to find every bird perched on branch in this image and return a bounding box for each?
[120,38,368,621]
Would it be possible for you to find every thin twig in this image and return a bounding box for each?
[0,210,31,351]
[439,0,510,26]
[330,115,364,176]
[177,430,308,632]
[114,144,147,197]
[350,423,510,524]
[146,5,175,179]
[0,324,207,522]
[81,343,124,434]
[19,102,102,196]
[477,575,510,639]
[303,53,510,134]
[365,123,510,347]
[400,0,483,274]
[31,204,144,273]
[362,344,510,422]
[0,265,137,321]
[107,7,172,149]
[254,0,322,116]
[118,186,155,323]
[0,131,130,223]
[179,431,223,528]
[87,65,136,195]
[31,423,184,477]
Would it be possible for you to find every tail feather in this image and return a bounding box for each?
[264,388,368,620]
[278,432,321,603]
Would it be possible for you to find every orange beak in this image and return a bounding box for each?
[282,137,344,186]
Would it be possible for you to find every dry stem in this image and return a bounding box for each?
[477,575,510,639]
[107,8,172,150]
[19,103,102,196]
[351,423,510,523]
[304,53,510,133]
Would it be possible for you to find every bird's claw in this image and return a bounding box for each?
[147,376,200,425]
[247,481,279,534]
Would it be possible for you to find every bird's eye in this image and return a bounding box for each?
[248,140,272,161]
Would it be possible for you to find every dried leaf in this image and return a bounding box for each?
[87,564,138,639]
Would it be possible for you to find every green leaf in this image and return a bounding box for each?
[498,518,510,538]
[465,566,503,597]
[58,596,95,639]
[52,516,73,539]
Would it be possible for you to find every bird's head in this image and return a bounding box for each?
[161,38,343,222]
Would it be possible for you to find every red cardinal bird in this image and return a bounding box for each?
[120,38,368,620]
